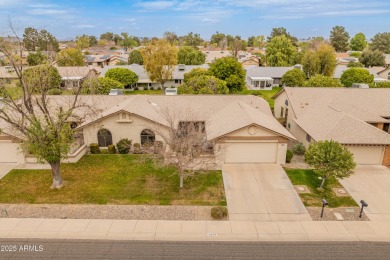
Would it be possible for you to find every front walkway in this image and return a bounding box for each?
[340,165,390,221]
[0,218,389,241]
[0,163,17,180]
[222,164,311,221]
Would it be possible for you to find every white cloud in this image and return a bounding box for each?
[136,0,176,10]
[28,9,68,15]
[75,24,95,28]
[202,18,219,23]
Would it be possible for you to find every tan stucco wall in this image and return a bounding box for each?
[383,146,390,166]
[214,125,289,165]
[82,112,167,147]
[0,133,25,164]
[290,121,311,147]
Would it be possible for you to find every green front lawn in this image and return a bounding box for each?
[0,155,226,205]
[285,168,357,208]
[125,89,163,95]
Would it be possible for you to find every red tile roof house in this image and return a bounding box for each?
[273,87,390,166]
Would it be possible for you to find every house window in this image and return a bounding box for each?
[285,99,288,106]
[175,79,180,84]
[280,107,284,118]
[306,134,312,143]
[178,121,206,136]
[388,72,390,80]
[149,83,152,87]
[141,129,155,145]
[97,129,113,147]
[287,123,291,129]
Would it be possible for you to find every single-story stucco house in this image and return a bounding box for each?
[333,65,385,83]
[57,67,99,89]
[245,65,302,90]
[0,95,295,167]
[273,87,390,166]
[100,64,209,90]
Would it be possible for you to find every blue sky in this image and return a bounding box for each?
[0,0,389,40]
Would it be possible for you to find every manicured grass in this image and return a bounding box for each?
[285,168,357,208]
[0,155,226,205]
[235,87,282,109]
[124,89,163,95]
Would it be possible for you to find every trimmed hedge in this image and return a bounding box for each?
[286,149,293,163]
[90,143,100,154]
[116,138,132,154]
[210,206,228,219]
[133,143,141,154]
[108,144,116,154]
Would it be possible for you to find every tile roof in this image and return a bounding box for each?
[56,67,96,79]
[333,65,380,79]
[279,87,390,145]
[245,66,294,79]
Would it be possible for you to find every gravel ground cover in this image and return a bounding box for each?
[0,204,218,220]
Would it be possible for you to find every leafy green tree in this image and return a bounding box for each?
[100,32,114,41]
[128,50,144,65]
[140,39,178,90]
[178,46,206,65]
[347,61,364,68]
[267,27,298,47]
[163,31,179,45]
[210,32,226,45]
[330,26,350,52]
[180,32,203,47]
[23,27,59,51]
[183,68,210,83]
[281,69,306,87]
[56,48,84,66]
[305,140,356,189]
[89,35,97,46]
[180,75,228,94]
[370,32,390,53]
[105,67,138,88]
[359,49,385,67]
[302,43,337,77]
[22,64,61,93]
[350,33,367,51]
[266,35,297,66]
[304,75,343,87]
[248,35,266,48]
[349,52,362,58]
[81,77,124,94]
[27,51,47,66]
[340,68,374,87]
[120,32,138,50]
[209,57,245,92]
[75,35,90,49]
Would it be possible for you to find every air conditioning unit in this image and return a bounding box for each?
[178,64,185,70]
[165,88,177,95]
[351,83,369,89]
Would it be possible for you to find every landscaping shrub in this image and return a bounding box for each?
[90,143,100,154]
[100,149,109,154]
[47,88,62,95]
[210,206,228,219]
[108,144,116,154]
[133,143,141,154]
[154,141,163,154]
[286,149,293,163]
[371,82,390,88]
[292,143,306,155]
[116,138,132,154]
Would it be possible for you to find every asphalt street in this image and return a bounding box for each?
[1,239,390,259]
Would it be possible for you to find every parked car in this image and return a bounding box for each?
[109,89,124,95]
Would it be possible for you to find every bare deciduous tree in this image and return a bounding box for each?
[150,107,216,188]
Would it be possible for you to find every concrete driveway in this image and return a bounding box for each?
[340,165,390,221]
[222,164,311,221]
[0,163,17,180]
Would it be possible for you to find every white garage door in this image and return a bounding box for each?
[224,142,278,163]
[0,142,19,163]
[346,146,384,165]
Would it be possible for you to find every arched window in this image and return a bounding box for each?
[388,72,390,80]
[97,129,113,147]
[141,129,155,145]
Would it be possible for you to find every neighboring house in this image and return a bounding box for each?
[100,64,209,89]
[0,95,295,166]
[336,52,358,65]
[202,51,232,63]
[56,67,99,89]
[84,55,123,67]
[370,66,390,81]
[240,56,260,68]
[0,66,18,83]
[245,65,302,90]
[333,65,384,83]
[273,87,390,166]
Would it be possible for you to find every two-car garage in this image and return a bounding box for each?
[0,142,20,163]
[346,145,385,165]
[224,142,279,163]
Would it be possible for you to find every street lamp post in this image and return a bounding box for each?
[359,200,368,218]
[321,199,328,218]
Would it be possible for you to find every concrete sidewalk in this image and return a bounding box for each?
[0,218,389,242]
